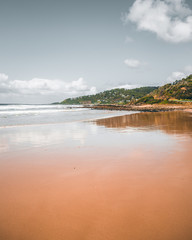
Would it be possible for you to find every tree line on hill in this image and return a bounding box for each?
[136,74,192,104]
[60,75,192,105]
[61,87,158,105]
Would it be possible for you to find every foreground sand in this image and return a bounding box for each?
[0,111,192,240]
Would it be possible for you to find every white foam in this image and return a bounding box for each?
[0,104,85,115]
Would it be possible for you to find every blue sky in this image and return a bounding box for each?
[0,0,192,103]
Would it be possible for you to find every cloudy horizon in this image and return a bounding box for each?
[0,0,192,103]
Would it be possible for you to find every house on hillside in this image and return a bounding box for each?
[80,101,92,105]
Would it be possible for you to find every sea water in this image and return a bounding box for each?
[0,104,134,127]
[0,104,136,153]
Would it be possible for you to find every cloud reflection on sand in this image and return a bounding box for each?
[0,122,98,153]
[0,112,185,156]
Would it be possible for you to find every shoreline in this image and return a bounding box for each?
[83,103,192,112]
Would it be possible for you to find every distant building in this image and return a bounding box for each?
[80,101,92,105]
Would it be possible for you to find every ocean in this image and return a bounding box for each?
[0,104,133,127]
[0,104,136,153]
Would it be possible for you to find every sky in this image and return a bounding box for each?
[0,0,192,103]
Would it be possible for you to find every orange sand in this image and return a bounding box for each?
[0,145,192,240]
[0,112,192,240]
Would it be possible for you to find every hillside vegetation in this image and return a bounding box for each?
[136,75,192,104]
[61,87,158,105]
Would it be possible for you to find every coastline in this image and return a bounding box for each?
[83,103,192,112]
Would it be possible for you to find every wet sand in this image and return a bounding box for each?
[84,103,192,112]
[0,111,192,240]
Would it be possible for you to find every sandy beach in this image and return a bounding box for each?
[1,0,192,238]
[84,103,192,112]
[0,111,192,240]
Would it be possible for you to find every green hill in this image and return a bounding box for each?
[61,87,158,105]
[136,75,192,104]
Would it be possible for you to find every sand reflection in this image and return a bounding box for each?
[95,111,192,136]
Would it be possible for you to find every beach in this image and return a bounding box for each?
[0,107,192,240]
[1,0,192,238]
[84,103,192,112]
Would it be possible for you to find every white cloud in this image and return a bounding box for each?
[167,65,192,82]
[124,58,141,68]
[124,58,147,68]
[167,71,187,83]
[0,73,8,81]
[124,0,192,43]
[0,73,97,97]
[112,84,142,89]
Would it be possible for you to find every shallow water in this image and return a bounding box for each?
[0,111,192,240]
[0,104,133,127]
